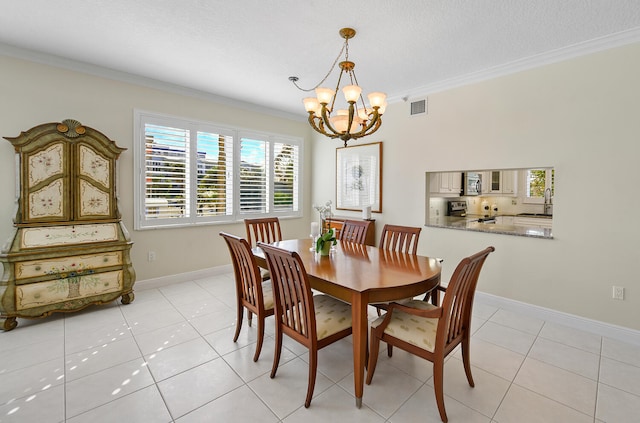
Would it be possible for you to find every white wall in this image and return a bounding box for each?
[0,54,311,281]
[312,42,640,330]
[2,42,639,331]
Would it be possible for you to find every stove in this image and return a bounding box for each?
[447,200,467,217]
[448,200,496,223]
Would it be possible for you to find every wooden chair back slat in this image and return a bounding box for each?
[245,217,282,247]
[379,224,422,254]
[260,243,316,345]
[438,248,493,349]
[339,220,371,244]
[221,232,264,309]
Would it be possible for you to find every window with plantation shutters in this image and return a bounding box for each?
[134,111,302,229]
[273,141,298,212]
[239,136,268,214]
[143,123,190,220]
[196,131,233,217]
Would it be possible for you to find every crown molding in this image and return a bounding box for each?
[388,27,640,104]
[0,42,305,122]
[3,27,640,118]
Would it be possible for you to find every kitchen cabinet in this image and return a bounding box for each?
[481,170,518,196]
[486,171,500,194]
[501,171,518,195]
[1,120,135,331]
[513,216,552,229]
[495,216,515,225]
[429,172,463,196]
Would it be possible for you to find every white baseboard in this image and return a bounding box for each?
[133,266,640,346]
[475,291,640,347]
[134,264,233,291]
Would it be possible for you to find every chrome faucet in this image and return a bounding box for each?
[543,188,553,215]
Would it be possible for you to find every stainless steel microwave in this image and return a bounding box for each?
[464,172,482,196]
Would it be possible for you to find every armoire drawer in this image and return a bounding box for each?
[15,251,123,280]
[16,270,123,310]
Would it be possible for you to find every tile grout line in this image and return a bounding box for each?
[592,336,604,423]
[63,313,67,423]
[486,306,537,421]
[120,296,178,422]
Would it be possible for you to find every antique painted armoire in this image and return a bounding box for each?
[0,119,135,330]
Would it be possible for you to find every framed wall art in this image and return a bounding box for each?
[336,141,382,212]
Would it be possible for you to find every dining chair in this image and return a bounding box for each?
[366,246,495,423]
[373,224,426,316]
[219,232,275,362]
[244,217,282,280]
[338,219,371,244]
[258,241,353,408]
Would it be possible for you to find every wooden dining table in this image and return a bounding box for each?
[253,238,442,407]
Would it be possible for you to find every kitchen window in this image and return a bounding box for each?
[524,168,554,204]
[134,110,302,229]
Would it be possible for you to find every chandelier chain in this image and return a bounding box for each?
[290,40,348,92]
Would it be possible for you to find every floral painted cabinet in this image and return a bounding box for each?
[1,120,135,331]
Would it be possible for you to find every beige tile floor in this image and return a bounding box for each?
[1,273,639,422]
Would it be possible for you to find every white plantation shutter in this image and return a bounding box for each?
[144,123,190,220]
[273,141,299,212]
[135,111,302,229]
[239,137,268,214]
[196,131,233,217]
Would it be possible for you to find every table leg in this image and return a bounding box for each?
[351,292,368,408]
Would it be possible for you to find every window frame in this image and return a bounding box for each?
[522,168,554,205]
[134,110,303,230]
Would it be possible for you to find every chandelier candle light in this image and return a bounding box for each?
[289,28,387,147]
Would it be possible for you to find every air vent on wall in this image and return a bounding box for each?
[410,99,427,116]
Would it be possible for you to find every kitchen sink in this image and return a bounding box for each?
[516,213,553,218]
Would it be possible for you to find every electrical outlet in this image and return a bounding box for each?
[148,251,156,262]
[612,286,624,300]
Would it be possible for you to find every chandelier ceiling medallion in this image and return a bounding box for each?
[289,28,387,147]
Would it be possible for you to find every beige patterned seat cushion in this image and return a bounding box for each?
[261,281,274,310]
[260,268,271,281]
[313,295,352,340]
[371,300,439,353]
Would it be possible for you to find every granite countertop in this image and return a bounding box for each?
[427,215,553,239]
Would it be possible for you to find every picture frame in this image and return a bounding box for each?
[336,141,382,213]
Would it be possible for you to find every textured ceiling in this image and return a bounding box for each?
[2,1,640,118]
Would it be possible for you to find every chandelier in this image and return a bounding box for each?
[289,28,387,147]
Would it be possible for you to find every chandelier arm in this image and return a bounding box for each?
[346,119,381,144]
[320,105,342,136]
[348,109,382,138]
[307,114,324,135]
[347,102,356,135]
[308,114,339,139]
[320,124,340,139]
[290,42,347,92]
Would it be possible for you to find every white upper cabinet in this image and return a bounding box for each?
[501,170,518,195]
[429,172,463,196]
[480,170,518,196]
